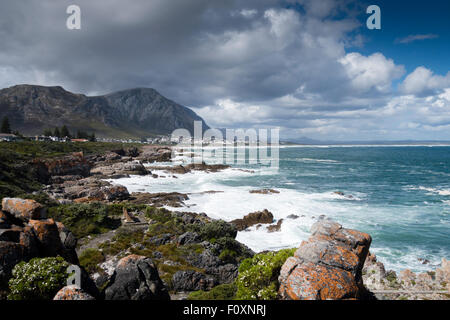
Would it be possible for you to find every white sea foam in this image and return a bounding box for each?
[108,158,449,273]
[409,186,450,196]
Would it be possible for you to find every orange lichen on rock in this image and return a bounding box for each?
[279,220,372,300]
[1,198,46,220]
[53,285,94,300]
[280,263,358,300]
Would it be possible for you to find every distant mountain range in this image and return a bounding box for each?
[0,85,209,138]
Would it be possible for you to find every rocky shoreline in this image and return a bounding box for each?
[0,144,448,300]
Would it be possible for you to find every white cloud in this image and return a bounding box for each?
[400,67,450,96]
[339,52,405,93]
[395,34,439,44]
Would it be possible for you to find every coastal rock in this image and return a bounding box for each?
[104,255,170,300]
[278,220,372,300]
[363,254,450,300]
[172,270,216,292]
[177,232,201,246]
[53,285,95,300]
[0,241,25,289]
[91,161,148,177]
[137,146,172,163]
[34,153,92,183]
[52,177,130,202]
[1,198,47,221]
[230,209,274,231]
[28,219,63,258]
[249,189,280,194]
[130,192,189,207]
[267,219,283,233]
[205,264,239,284]
[147,162,230,175]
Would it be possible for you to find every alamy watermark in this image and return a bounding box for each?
[171,121,280,171]
[66,4,381,31]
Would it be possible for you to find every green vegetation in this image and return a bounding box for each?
[235,248,296,300]
[197,219,237,241]
[8,257,70,300]
[0,141,141,200]
[188,283,237,300]
[79,249,106,274]
[99,228,146,257]
[48,202,121,238]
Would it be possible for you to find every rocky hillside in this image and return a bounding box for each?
[0,85,209,138]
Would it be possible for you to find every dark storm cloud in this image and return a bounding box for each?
[1,0,449,140]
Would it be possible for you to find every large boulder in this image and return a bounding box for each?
[230,209,274,231]
[91,161,148,177]
[0,241,25,289]
[34,153,92,183]
[104,255,170,300]
[137,146,172,163]
[27,219,78,264]
[48,177,130,202]
[278,220,371,300]
[28,219,63,257]
[56,222,79,264]
[53,285,95,300]
[1,198,47,221]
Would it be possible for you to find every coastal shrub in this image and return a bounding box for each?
[219,249,238,263]
[48,202,121,238]
[79,248,105,274]
[197,220,237,241]
[107,203,148,217]
[99,228,145,256]
[212,237,253,264]
[188,283,237,300]
[8,257,70,300]
[235,248,296,300]
[145,207,174,223]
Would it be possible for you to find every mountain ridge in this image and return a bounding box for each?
[0,84,209,138]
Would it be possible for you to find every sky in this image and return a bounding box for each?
[0,0,449,141]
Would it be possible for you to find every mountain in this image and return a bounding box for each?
[0,85,209,138]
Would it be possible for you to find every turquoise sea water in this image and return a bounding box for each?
[113,146,450,272]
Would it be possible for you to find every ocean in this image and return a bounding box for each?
[109,146,450,273]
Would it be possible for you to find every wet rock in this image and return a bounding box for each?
[147,162,230,175]
[1,198,47,221]
[104,255,170,300]
[267,219,283,233]
[230,209,274,231]
[249,189,280,194]
[287,214,299,220]
[278,220,372,300]
[53,285,95,300]
[172,270,216,292]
